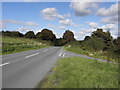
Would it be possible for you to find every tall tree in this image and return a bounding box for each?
[92,28,113,50]
[36,32,42,40]
[63,30,76,43]
[40,29,56,41]
[24,31,35,38]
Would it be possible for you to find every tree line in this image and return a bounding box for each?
[1,29,76,46]
[1,28,120,60]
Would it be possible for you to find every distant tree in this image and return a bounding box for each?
[36,32,42,40]
[84,36,91,41]
[114,37,120,50]
[24,31,35,38]
[53,38,67,46]
[2,31,11,36]
[63,30,76,43]
[11,31,24,37]
[40,29,56,41]
[83,36,105,51]
[2,31,24,37]
[92,28,113,50]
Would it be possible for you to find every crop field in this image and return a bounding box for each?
[1,36,50,54]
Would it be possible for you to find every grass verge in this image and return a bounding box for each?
[64,46,117,62]
[40,57,118,88]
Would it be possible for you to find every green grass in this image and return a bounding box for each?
[64,46,117,62]
[40,57,118,88]
[1,36,50,55]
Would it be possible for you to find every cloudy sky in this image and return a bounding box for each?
[1,1,119,40]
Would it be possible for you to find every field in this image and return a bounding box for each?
[40,57,118,88]
[1,36,50,54]
[64,45,117,62]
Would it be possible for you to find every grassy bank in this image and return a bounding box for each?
[40,57,118,88]
[64,46,117,62]
[1,36,50,55]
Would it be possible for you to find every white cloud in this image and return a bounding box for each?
[3,19,39,26]
[70,0,98,16]
[97,3,118,24]
[97,3,118,17]
[48,24,66,30]
[59,19,72,25]
[41,8,65,20]
[101,16,118,24]
[86,22,98,28]
[101,24,116,30]
[41,8,58,20]
[25,21,39,26]
[59,19,76,27]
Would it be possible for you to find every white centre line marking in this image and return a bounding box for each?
[59,52,62,57]
[43,49,49,52]
[0,62,9,67]
[63,53,65,57]
[25,53,39,58]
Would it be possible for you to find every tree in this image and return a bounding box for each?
[53,38,67,46]
[36,32,42,40]
[83,36,105,51]
[2,31,11,36]
[11,31,24,37]
[40,29,56,41]
[2,31,24,37]
[92,28,113,50]
[63,30,76,43]
[114,37,120,50]
[24,31,35,38]
[84,36,91,41]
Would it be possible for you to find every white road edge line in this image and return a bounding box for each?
[59,52,62,57]
[43,49,49,52]
[0,62,9,67]
[25,53,39,58]
[63,53,65,57]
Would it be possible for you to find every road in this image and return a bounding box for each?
[2,46,109,88]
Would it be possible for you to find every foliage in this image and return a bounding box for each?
[36,32,42,40]
[24,31,35,38]
[53,38,67,46]
[63,30,76,42]
[40,57,118,88]
[82,36,105,51]
[2,31,24,37]
[64,45,117,62]
[92,29,114,50]
[84,36,91,41]
[40,29,56,41]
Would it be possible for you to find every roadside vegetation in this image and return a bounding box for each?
[40,57,118,88]
[1,36,50,55]
[64,44,117,62]
[64,29,120,62]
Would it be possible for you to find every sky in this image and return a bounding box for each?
[1,1,119,40]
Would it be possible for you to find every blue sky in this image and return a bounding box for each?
[1,1,118,40]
